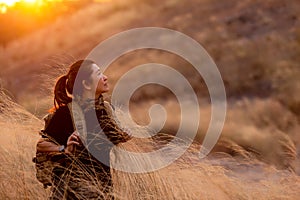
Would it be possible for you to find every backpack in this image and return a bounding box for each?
[32,112,65,188]
[32,103,85,189]
[32,100,116,188]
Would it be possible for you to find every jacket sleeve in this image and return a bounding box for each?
[99,102,132,145]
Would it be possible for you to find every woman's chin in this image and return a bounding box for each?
[104,86,109,93]
[99,89,109,95]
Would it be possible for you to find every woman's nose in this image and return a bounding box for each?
[103,74,108,81]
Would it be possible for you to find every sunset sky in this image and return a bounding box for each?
[0,0,109,14]
[0,0,112,44]
[0,0,58,13]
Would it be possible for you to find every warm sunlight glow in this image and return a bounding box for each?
[0,1,17,13]
[0,0,111,14]
[0,5,7,13]
[0,0,47,13]
[0,0,49,8]
[0,0,18,7]
[24,0,37,3]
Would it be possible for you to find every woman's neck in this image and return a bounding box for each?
[81,91,101,102]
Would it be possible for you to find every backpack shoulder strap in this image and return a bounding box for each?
[38,112,59,145]
[67,102,87,144]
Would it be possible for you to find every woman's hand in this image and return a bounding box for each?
[65,131,81,154]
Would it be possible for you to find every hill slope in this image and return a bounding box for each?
[0,0,300,180]
[1,91,300,199]
[0,0,299,105]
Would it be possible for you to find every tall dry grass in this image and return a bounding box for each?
[0,1,299,198]
[0,90,46,199]
[127,97,300,172]
[1,89,300,199]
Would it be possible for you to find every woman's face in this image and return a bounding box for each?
[88,64,109,96]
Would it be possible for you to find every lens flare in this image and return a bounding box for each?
[0,0,57,14]
[0,0,37,13]
[0,0,18,7]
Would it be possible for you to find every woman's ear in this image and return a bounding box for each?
[82,80,92,90]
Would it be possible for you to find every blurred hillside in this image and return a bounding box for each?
[0,0,300,173]
[0,0,300,195]
[0,0,299,114]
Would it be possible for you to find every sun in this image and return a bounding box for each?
[0,0,41,5]
[0,0,42,7]
[0,0,18,7]
[0,0,42,14]
[23,0,39,4]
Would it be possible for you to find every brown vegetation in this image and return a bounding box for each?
[0,0,300,199]
[1,91,300,199]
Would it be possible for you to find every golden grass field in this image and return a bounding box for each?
[1,91,300,199]
[0,0,300,199]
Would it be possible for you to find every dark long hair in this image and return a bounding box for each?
[53,59,95,109]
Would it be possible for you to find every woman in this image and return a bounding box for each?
[37,60,131,199]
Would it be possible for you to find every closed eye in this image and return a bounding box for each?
[97,70,102,76]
